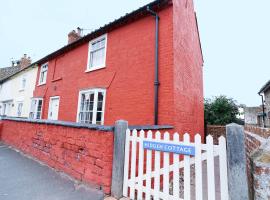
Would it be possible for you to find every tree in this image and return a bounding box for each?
[204,95,240,125]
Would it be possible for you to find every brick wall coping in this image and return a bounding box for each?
[245,124,270,131]
[0,116,114,131]
[128,125,173,130]
[0,116,173,132]
[207,125,226,128]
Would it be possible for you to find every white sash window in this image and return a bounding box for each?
[87,34,107,71]
[29,98,43,119]
[77,89,106,125]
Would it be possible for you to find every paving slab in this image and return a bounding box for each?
[0,143,104,200]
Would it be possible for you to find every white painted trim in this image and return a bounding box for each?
[16,101,24,117]
[29,97,43,119]
[76,88,106,125]
[48,96,60,120]
[38,63,48,85]
[86,34,107,72]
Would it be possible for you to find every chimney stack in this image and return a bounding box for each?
[68,27,82,44]
[20,54,32,69]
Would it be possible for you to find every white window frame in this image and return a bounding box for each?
[38,63,48,85]
[17,101,23,117]
[20,75,27,91]
[86,34,107,72]
[48,96,60,120]
[29,98,43,119]
[2,100,13,116]
[76,88,106,125]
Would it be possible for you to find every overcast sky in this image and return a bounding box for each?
[0,0,270,106]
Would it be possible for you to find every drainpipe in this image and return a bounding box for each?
[259,93,266,128]
[147,6,160,125]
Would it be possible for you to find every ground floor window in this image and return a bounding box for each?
[29,98,43,119]
[77,88,106,125]
[1,101,13,116]
[17,102,23,117]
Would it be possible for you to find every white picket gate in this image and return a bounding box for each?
[123,129,229,200]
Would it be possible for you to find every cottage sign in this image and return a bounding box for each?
[143,141,195,156]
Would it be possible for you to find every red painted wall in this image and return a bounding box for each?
[34,7,173,127]
[34,1,204,136]
[172,0,204,137]
[0,120,114,194]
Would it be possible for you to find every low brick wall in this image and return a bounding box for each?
[244,125,270,199]
[206,125,226,144]
[0,118,114,194]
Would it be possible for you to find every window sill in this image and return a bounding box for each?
[85,66,106,73]
[37,83,46,87]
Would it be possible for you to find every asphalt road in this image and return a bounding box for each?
[0,143,104,200]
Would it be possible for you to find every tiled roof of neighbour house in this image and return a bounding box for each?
[32,0,172,66]
[0,54,33,84]
[0,65,21,83]
[258,80,270,94]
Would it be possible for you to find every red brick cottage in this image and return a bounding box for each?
[30,0,204,135]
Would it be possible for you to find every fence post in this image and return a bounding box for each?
[226,123,249,200]
[111,120,128,199]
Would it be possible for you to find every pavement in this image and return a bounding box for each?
[0,143,104,200]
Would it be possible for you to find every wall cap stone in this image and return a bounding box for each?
[0,116,173,132]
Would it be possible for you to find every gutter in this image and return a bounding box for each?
[258,93,266,128]
[147,6,160,125]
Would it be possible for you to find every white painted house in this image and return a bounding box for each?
[0,55,38,118]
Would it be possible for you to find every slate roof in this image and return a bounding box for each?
[0,65,21,82]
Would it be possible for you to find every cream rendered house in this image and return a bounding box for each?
[0,55,38,118]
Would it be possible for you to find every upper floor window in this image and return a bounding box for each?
[77,88,106,125]
[20,76,26,91]
[39,63,48,85]
[87,34,107,71]
[29,98,43,119]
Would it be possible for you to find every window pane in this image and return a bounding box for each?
[98,92,104,101]
[36,112,41,119]
[90,48,105,67]
[96,112,102,123]
[97,102,103,111]
[37,100,43,112]
[90,93,94,101]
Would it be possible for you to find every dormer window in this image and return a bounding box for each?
[39,63,48,85]
[86,34,107,72]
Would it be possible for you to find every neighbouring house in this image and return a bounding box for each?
[0,54,38,118]
[29,0,204,135]
[244,106,262,126]
[258,80,270,127]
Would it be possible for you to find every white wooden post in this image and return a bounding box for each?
[206,135,215,200]
[173,133,180,199]
[153,131,161,200]
[163,132,170,199]
[195,134,203,200]
[137,130,145,200]
[184,133,191,200]
[145,131,153,200]
[130,129,137,199]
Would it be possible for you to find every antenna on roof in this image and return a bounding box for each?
[80,28,93,36]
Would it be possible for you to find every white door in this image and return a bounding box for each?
[48,97,60,120]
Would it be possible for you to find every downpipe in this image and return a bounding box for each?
[147,6,160,125]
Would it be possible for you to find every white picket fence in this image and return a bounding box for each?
[123,129,229,200]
